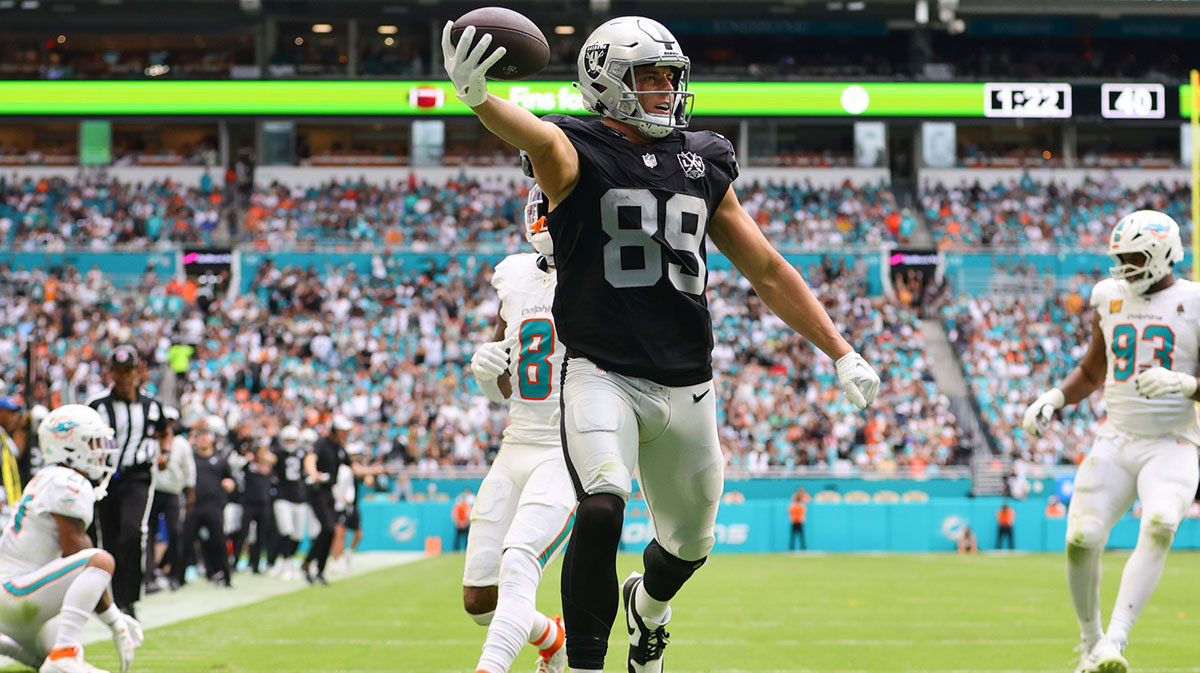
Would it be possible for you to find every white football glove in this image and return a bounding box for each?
[471,336,518,403]
[1134,366,1198,399]
[441,22,506,108]
[1021,388,1065,437]
[471,336,517,381]
[111,613,143,673]
[835,352,880,409]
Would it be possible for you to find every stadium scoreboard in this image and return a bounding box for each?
[0,81,1187,120]
[1100,83,1166,119]
[984,83,1071,119]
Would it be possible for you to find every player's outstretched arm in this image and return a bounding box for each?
[1022,313,1106,436]
[709,186,880,408]
[303,452,327,485]
[441,22,578,202]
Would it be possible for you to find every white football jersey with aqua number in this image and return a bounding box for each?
[1091,277,1200,442]
[0,466,96,576]
[493,253,562,449]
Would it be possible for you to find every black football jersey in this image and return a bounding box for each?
[544,115,739,386]
[272,446,308,503]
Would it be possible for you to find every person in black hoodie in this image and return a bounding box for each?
[239,438,276,573]
[174,424,234,587]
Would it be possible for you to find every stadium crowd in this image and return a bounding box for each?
[923,176,1192,249]
[714,257,966,472]
[0,250,962,476]
[941,270,1104,465]
[0,174,228,249]
[2,173,903,250]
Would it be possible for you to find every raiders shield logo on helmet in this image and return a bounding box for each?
[677,151,705,179]
[583,43,609,79]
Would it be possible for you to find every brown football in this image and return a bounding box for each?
[451,7,550,81]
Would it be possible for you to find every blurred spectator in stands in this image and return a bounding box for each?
[924,177,1191,250]
[168,341,195,394]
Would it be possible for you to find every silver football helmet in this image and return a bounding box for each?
[575,17,693,139]
[1108,209,1183,295]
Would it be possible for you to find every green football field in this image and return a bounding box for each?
[24,552,1200,673]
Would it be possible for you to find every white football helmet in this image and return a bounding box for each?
[1108,210,1183,295]
[524,184,554,261]
[280,425,301,452]
[38,404,117,495]
[575,16,693,139]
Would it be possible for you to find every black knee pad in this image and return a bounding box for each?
[642,539,706,602]
[574,493,625,542]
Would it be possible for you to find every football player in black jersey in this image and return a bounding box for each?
[268,425,309,580]
[444,16,881,673]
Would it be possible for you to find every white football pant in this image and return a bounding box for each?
[560,357,724,562]
[463,445,576,588]
[0,549,105,647]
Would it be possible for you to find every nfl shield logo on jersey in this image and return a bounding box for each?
[678,152,705,179]
[643,153,657,168]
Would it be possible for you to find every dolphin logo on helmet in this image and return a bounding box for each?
[1107,210,1184,295]
[38,404,118,499]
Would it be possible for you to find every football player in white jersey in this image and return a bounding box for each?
[0,405,143,673]
[462,184,575,673]
[1023,210,1200,673]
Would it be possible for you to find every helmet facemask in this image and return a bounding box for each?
[524,184,554,263]
[88,435,119,500]
[613,62,693,139]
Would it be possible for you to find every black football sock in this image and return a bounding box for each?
[561,493,624,670]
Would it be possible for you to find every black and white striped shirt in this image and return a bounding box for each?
[86,388,168,471]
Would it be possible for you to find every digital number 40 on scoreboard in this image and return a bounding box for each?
[1100,83,1165,119]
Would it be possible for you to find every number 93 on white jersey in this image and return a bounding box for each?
[1092,277,1200,442]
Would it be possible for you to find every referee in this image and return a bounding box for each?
[87,345,169,618]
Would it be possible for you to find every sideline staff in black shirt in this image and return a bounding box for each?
[301,416,352,584]
[175,425,234,586]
